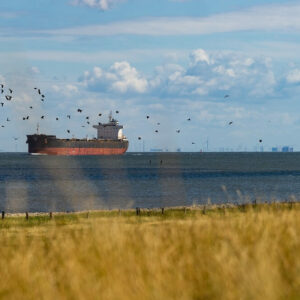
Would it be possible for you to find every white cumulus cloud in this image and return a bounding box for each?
[287,69,300,84]
[30,66,40,74]
[149,49,276,98]
[81,61,148,94]
[190,49,211,65]
[52,84,79,97]
[79,49,279,100]
[71,0,124,10]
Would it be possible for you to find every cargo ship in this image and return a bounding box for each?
[26,114,129,155]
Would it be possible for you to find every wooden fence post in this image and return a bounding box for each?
[222,205,226,215]
[26,212,29,220]
[161,207,164,215]
[253,199,257,208]
[1,211,5,219]
[49,212,53,219]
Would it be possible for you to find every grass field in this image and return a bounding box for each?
[0,203,299,299]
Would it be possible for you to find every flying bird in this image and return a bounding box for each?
[176,130,180,133]
[0,103,4,107]
[41,94,45,98]
[157,123,160,125]
[187,118,191,121]
[259,139,263,143]
[228,121,233,125]
[6,118,10,122]
[1,125,4,128]
[87,121,90,124]
[67,115,71,119]
[146,116,150,119]
[1,89,3,94]
[5,95,12,101]
[77,109,82,113]
[38,89,41,94]
[56,117,59,121]
[116,110,119,114]
[8,89,12,94]
[155,130,158,133]
[0,84,4,88]
[98,113,102,116]
[67,130,70,133]
[86,116,89,120]
[41,116,44,119]
[224,94,230,98]
[29,106,33,109]
[192,142,195,144]
[26,116,29,120]
[138,137,142,140]
[81,125,85,128]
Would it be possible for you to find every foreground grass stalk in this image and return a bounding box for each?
[0,203,299,300]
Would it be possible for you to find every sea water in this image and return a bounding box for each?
[0,152,299,212]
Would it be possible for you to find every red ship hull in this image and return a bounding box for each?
[32,147,127,156]
[26,134,129,156]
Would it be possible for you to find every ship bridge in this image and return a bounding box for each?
[93,114,124,140]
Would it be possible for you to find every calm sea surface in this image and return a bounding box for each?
[0,152,299,212]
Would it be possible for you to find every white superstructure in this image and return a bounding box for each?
[93,113,125,140]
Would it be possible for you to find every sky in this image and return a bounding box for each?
[1,0,300,152]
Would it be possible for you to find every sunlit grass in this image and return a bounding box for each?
[0,203,299,299]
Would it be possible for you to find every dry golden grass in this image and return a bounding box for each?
[0,203,299,300]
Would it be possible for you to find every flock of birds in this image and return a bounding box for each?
[0,85,263,146]
[0,84,106,136]
[139,116,189,140]
[138,94,263,145]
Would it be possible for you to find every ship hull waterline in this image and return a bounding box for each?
[28,147,127,155]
